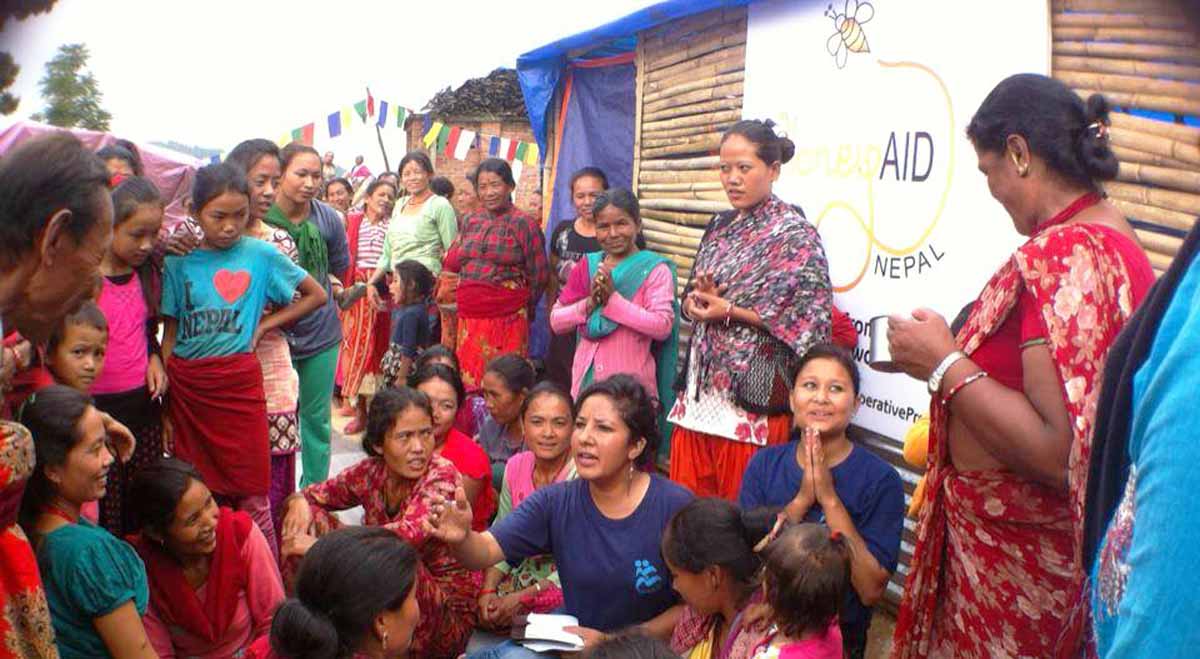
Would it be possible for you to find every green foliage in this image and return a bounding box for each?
[35,43,111,131]
[0,53,18,115]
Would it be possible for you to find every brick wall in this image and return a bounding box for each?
[404,116,542,219]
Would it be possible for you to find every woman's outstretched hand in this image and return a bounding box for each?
[424,484,474,545]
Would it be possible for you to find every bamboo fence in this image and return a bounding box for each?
[1052,1,1200,270]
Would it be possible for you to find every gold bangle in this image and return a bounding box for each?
[941,371,989,407]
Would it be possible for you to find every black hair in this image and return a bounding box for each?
[414,345,460,373]
[109,177,163,317]
[465,169,478,187]
[483,354,535,394]
[593,188,641,223]
[46,300,108,354]
[520,381,574,420]
[393,259,434,301]
[722,119,796,166]
[363,178,397,200]
[325,178,353,199]
[795,343,861,396]
[430,176,455,199]
[569,166,609,192]
[0,133,110,268]
[576,374,659,468]
[950,301,975,336]
[966,74,1118,190]
[113,139,145,176]
[663,498,778,587]
[129,457,204,538]
[760,523,851,639]
[474,158,516,188]
[588,632,678,659]
[18,385,95,530]
[377,171,399,184]
[225,139,281,176]
[111,176,163,225]
[280,142,322,172]
[398,151,434,177]
[191,162,250,215]
[271,527,418,659]
[96,144,137,172]
[408,363,466,408]
[362,386,433,458]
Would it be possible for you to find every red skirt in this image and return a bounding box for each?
[668,415,793,500]
[338,267,390,399]
[167,353,270,497]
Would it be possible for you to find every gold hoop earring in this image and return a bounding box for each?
[1018,165,1029,177]
[382,629,389,651]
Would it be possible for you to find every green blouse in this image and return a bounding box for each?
[37,519,149,659]
[377,194,458,275]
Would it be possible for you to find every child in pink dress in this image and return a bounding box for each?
[751,523,851,659]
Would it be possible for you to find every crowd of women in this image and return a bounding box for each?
[0,70,1193,659]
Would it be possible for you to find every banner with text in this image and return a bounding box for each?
[743,0,1049,438]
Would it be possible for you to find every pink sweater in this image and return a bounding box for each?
[143,524,284,658]
[549,261,674,398]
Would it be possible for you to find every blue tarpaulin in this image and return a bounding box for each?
[516,0,753,155]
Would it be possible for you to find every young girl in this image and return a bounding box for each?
[415,345,488,438]
[162,163,326,554]
[43,302,109,394]
[91,176,167,537]
[19,386,156,658]
[752,523,850,659]
[381,259,435,388]
[550,188,678,427]
[478,382,577,632]
[476,354,534,489]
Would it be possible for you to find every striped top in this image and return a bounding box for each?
[356,220,388,270]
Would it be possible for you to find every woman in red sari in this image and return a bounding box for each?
[339,179,399,433]
[446,159,548,390]
[888,75,1154,658]
[280,386,480,658]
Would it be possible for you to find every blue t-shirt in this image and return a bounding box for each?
[162,237,307,359]
[739,438,904,638]
[390,302,431,358]
[490,474,692,632]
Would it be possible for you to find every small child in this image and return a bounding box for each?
[43,302,108,393]
[753,523,851,659]
[380,259,435,386]
[42,302,109,524]
[161,162,326,553]
[90,176,168,536]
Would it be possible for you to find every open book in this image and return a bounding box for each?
[511,613,585,653]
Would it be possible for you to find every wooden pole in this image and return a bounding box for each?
[631,36,647,201]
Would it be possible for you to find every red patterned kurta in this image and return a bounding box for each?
[893,215,1150,658]
[0,421,57,658]
[300,455,480,658]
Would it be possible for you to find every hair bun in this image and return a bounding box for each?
[270,599,340,659]
[1076,92,1118,182]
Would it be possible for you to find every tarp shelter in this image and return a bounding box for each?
[0,120,200,230]
[517,0,751,237]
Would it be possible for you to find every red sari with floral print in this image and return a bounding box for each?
[892,195,1152,659]
[0,421,57,658]
[299,454,481,658]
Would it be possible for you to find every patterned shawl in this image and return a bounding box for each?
[892,213,1146,659]
[677,194,831,404]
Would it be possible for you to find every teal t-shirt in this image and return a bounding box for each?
[162,236,307,359]
[37,519,149,659]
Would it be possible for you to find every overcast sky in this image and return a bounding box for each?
[0,0,656,169]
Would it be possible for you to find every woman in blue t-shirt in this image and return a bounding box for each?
[427,374,692,657]
[737,343,904,659]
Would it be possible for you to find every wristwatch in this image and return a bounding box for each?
[928,350,967,395]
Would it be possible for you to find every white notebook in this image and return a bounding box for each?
[513,613,585,653]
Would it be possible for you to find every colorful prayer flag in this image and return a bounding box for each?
[327,111,341,138]
[435,124,451,155]
[497,137,512,160]
[341,108,353,131]
[505,139,519,161]
[453,129,475,160]
[377,101,389,128]
[443,126,462,158]
[422,115,433,136]
[295,123,314,146]
[488,135,500,157]
[367,92,375,117]
[423,121,444,148]
[277,133,290,147]
[515,142,528,163]
[524,142,540,165]
[511,158,524,183]
[354,100,368,122]
[395,107,408,129]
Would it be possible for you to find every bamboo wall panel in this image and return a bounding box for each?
[1052,4,1200,269]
